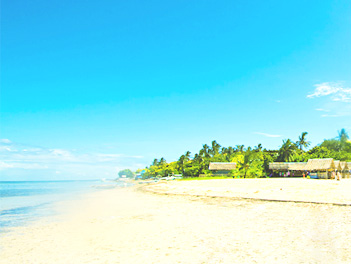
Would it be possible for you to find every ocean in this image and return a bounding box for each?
[0,180,131,232]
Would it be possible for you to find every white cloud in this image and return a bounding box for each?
[253,132,281,138]
[0,139,11,144]
[308,82,351,118]
[0,140,147,179]
[321,114,342,118]
[0,146,17,152]
[308,82,351,102]
[0,161,14,170]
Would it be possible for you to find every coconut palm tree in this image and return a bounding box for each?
[296,132,311,150]
[236,145,245,152]
[209,140,221,156]
[202,144,209,154]
[278,139,297,162]
[338,128,349,143]
[255,143,263,151]
[177,155,186,175]
[177,151,191,176]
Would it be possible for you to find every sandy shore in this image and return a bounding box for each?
[1,179,351,264]
[143,178,351,205]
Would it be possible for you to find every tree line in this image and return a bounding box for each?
[135,129,351,179]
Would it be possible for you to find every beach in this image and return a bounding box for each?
[1,179,351,263]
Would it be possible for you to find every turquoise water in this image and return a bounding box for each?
[0,180,129,232]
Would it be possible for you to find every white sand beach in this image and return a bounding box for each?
[1,179,351,264]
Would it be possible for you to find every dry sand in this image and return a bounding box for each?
[1,178,351,264]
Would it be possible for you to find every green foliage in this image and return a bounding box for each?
[277,139,298,162]
[138,129,351,179]
[118,169,134,178]
[262,150,278,172]
[231,148,264,178]
[320,139,341,152]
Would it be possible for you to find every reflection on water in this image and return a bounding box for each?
[0,180,132,232]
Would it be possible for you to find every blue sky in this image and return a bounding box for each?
[1,0,351,180]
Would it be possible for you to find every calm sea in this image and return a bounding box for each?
[0,180,130,232]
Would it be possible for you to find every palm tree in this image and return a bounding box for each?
[296,132,311,150]
[278,139,297,162]
[159,157,166,165]
[255,143,263,151]
[338,128,349,143]
[236,145,245,152]
[202,144,209,154]
[178,151,191,176]
[178,155,186,175]
[237,148,257,178]
[209,140,221,156]
[200,144,211,158]
[225,146,235,161]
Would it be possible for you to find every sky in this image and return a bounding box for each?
[1,0,351,180]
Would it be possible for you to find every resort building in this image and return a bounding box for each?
[304,158,335,179]
[208,162,236,176]
[269,158,351,179]
[269,162,307,176]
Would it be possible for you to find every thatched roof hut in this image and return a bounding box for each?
[209,162,236,171]
[288,162,307,171]
[269,162,290,170]
[269,162,307,171]
[305,158,335,171]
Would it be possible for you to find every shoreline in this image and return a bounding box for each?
[1,179,351,263]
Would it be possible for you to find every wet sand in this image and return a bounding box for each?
[1,179,351,264]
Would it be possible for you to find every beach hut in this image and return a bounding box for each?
[269,162,290,171]
[208,162,236,176]
[287,162,307,176]
[269,162,307,176]
[305,158,335,179]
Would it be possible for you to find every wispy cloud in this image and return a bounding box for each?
[307,82,351,102]
[321,114,343,118]
[308,82,351,117]
[0,140,146,179]
[253,132,281,138]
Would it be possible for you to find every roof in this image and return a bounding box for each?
[269,162,307,171]
[305,158,335,171]
[209,162,237,171]
[288,162,308,171]
[269,162,290,170]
